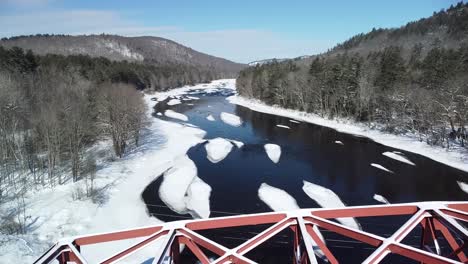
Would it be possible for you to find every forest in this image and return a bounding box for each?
[237,2,468,150]
[0,46,219,233]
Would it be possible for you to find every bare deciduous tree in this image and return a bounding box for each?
[98,83,146,158]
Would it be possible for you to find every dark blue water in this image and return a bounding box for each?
[142,87,468,263]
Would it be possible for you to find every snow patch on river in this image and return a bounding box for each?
[371,163,394,173]
[302,181,360,230]
[159,155,198,214]
[220,112,242,127]
[206,114,215,121]
[264,144,281,163]
[185,176,212,219]
[373,194,390,204]
[382,152,416,166]
[457,181,468,194]
[205,138,234,163]
[153,79,235,102]
[258,183,298,211]
[229,139,244,148]
[258,183,326,259]
[167,99,181,105]
[165,110,188,121]
[276,124,290,129]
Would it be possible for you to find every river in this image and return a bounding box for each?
[142,82,468,263]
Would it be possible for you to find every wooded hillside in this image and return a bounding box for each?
[237,2,468,149]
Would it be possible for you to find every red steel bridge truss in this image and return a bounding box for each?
[34,201,468,263]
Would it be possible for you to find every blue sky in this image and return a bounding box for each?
[0,0,461,63]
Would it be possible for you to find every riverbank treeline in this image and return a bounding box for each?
[237,2,468,149]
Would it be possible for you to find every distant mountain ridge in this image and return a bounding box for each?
[0,34,245,77]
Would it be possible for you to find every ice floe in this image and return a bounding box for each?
[373,194,390,204]
[382,152,415,166]
[185,177,212,218]
[370,163,394,173]
[258,183,326,258]
[457,181,468,194]
[289,119,300,124]
[159,156,211,219]
[167,99,181,106]
[302,181,360,230]
[220,112,242,127]
[206,114,215,121]
[229,139,244,148]
[165,110,188,121]
[334,141,344,145]
[264,144,281,163]
[205,138,234,163]
[156,112,162,116]
[258,183,299,211]
[183,123,198,128]
[276,124,290,129]
[159,156,197,214]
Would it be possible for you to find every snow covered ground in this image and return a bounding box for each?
[227,95,468,173]
[0,80,235,263]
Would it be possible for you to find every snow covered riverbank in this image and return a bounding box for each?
[0,80,237,263]
[227,95,468,173]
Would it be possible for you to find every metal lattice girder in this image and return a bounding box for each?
[33,201,468,264]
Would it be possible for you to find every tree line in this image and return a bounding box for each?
[0,46,218,234]
[237,42,468,150]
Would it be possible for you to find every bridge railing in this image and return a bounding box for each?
[34,201,468,264]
